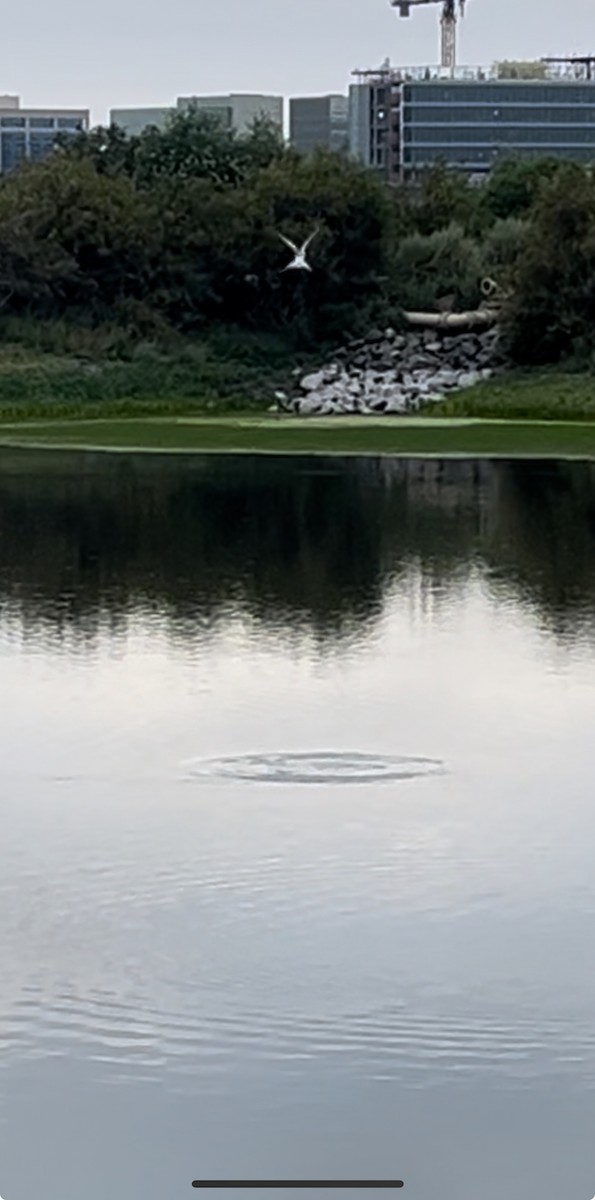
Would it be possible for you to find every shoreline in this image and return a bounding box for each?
[3,414,595,460]
[3,444,595,462]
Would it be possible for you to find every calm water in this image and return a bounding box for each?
[1,449,595,1200]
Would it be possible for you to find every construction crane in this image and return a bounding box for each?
[390,0,466,73]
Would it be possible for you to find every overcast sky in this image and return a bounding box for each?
[4,0,594,125]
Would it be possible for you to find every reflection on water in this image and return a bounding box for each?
[1,450,595,1200]
[0,449,595,648]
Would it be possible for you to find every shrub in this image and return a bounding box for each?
[504,165,595,364]
[391,223,482,312]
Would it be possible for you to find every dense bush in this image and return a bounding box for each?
[479,216,530,286]
[503,165,595,364]
[1,118,395,344]
[391,223,482,312]
[479,156,566,223]
[0,111,592,366]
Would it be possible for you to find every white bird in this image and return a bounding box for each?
[278,229,318,272]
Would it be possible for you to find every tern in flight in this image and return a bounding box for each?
[278,229,318,272]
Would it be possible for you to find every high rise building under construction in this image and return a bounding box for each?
[349,60,595,182]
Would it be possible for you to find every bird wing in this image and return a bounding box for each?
[278,233,299,254]
[300,228,319,254]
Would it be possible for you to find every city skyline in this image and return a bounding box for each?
[1,0,593,127]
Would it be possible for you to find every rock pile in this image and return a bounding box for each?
[276,325,508,416]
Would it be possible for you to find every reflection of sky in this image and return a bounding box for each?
[1,573,594,782]
[2,566,595,1200]
[3,573,595,954]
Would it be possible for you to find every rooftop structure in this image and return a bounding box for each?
[351,59,595,85]
[541,55,595,81]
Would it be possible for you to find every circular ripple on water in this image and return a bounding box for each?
[185,751,446,785]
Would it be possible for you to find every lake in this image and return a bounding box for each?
[1,448,595,1200]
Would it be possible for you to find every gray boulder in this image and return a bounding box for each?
[284,320,506,417]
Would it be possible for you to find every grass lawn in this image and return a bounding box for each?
[4,414,595,458]
[427,371,595,420]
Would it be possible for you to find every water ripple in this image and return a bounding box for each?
[184,751,446,785]
[2,991,594,1086]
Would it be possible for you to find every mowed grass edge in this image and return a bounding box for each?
[4,415,595,457]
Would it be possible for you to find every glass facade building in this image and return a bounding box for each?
[289,95,349,154]
[349,71,595,179]
[401,79,595,172]
[0,102,88,172]
[109,107,172,136]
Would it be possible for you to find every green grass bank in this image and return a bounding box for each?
[0,323,594,452]
[4,414,595,459]
[0,321,317,421]
[428,371,595,421]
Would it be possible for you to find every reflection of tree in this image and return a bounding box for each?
[0,452,395,647]
[482,460,595,640]
[0,450,594,650]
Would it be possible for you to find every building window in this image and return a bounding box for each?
[408,103,595,124]
[1,132,27,170]
[57,117,84,130]
[1,117,25,128]
[29,133,56,160]
[29,117,55,129]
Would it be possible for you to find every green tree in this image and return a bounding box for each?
[504,163,595,363]
[480,155,565,222]
[391,223,482,312]
[57,108,290,190]
[479,216,530,288]
[410,163,478,235]
[132,108,289,188]
[5,108,594,364]
[158,148,393,339]
[0,156,159,314]
[246,149,394,339]
[55,122,140,177]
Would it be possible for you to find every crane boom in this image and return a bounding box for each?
[390,0,466,73]
[440,0,456,72]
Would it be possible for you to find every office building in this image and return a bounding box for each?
[349,63,595,180]
[111,93,283,138]
[110,106,172,136]
[349,74,402,181]
[289,95,349,154]
[176,93,283,133]
[0,96,88,172]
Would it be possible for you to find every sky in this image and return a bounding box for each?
[3,0,594,126]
